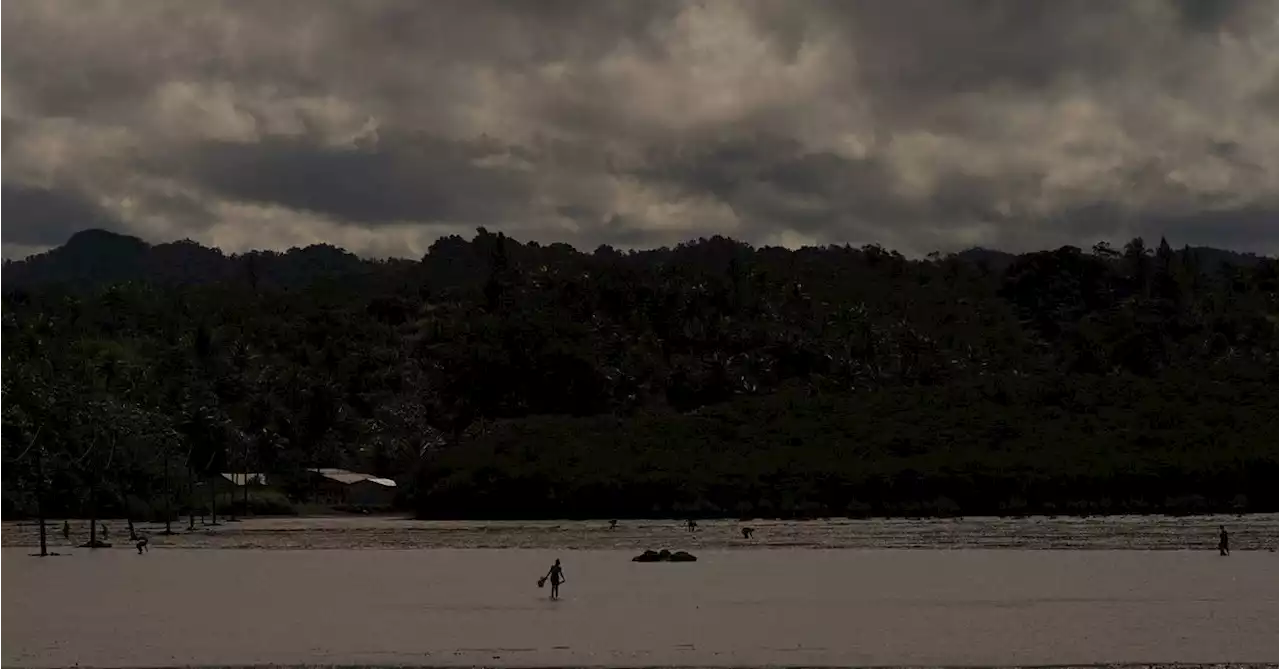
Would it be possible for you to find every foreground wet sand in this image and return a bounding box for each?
[3,548,1274,667]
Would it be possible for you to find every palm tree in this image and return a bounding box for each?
[34,444,49,557]
[162,439,175,535]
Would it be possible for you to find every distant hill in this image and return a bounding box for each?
[2,229,399,293]
[2,228,1269,294]
[950,244,1268,276]
[952,248,1017,273]
[1182,245,1273,273]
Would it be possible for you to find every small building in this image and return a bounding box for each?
[203,473,270,495]
[347,477,398,507]
[307,468,397,507]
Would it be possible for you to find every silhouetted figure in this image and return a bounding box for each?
[61,521,70,541]
[686,519,698,532]
[543,559,566,600]
[609,519,618,530]
[1218,525,1230,556]
[135,536,149,554]
[741,527,754,539]
[101,523,109,540]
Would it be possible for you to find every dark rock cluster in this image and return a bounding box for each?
[632,549,697,562]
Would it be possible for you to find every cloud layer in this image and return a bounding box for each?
[3,0,1276,259]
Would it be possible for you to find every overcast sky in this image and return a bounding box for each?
[2,0,1276,260]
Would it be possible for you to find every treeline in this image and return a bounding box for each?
[2,229,1275,520]
[419,371,1274,519]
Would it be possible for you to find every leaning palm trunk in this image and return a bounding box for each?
[187,465,196,530]
[242,443,251,517]
[162,449,174,535]
[87,484,99,547]
[242,475,250,516]
[206,449,219,526]
[208,472,218,525]
[35,446,48,557]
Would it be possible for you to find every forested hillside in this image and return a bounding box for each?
[3,229,1275,520]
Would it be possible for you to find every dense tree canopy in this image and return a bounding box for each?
[2,229,1275,520]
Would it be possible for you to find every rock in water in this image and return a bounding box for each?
[632,548,697,562]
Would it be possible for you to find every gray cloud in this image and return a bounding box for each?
[2,0,1275,259]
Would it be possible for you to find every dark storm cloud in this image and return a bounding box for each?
[1171,0,1245,29]
[2,0,1275,259]
[823,2,1088,99]
[637,133,1035,244]
[1,183,124,246]
[157,135,536,225]
[1133,206,1280,251]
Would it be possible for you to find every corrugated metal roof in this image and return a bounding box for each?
[307,467,392,486]
[323,472,371,485]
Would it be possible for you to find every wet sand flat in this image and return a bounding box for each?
[3,548,1275,668]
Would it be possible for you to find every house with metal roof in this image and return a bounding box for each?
[307,468,398,508]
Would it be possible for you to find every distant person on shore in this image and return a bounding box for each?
[609,519,618,530]
[101,523,109,540]
[1218,525,1230,556]
[62,521,70,541]
[741,527,754,539]
[541,559,566,600]
[135,535,149,554]
[686,519,698,532]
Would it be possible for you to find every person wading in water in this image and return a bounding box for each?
[540,559,566,600]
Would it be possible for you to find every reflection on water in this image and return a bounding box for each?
[3,513,1276,551]
[3,548,1276,667]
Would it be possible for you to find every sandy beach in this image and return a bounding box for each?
[3,546,1275,668]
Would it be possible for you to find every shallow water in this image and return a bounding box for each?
[3,547,1275,667]
[4,514,1276,551]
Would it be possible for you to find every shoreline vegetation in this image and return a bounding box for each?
[5,514,1276,551]
[3,230,1275,523]
[2,509,1274,526]
[412,372,1273,520]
